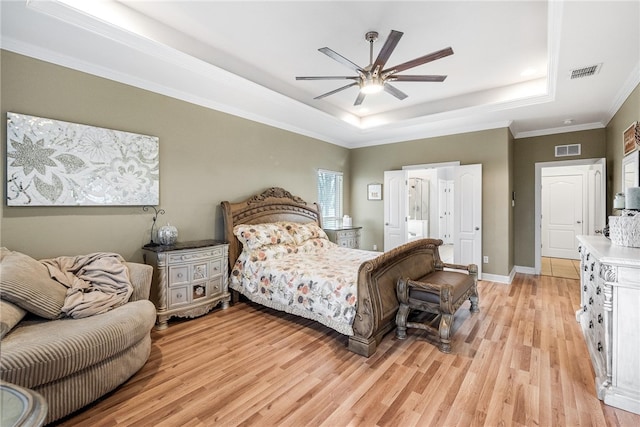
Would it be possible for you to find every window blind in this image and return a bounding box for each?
[317,169,343,227]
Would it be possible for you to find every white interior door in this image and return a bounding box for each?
[384,170,407,251]
[454,164,482,278]
[542,174,583,259]
[438,179,454,244]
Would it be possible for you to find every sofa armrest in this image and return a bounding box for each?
[125,262,153,301]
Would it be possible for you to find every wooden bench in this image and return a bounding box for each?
[395,240,479,353]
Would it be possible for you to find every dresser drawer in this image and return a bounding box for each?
[209,276,223,296]
[169,265,190,286]
[169,286,189,308]
[192,261,209,282]
[210,258,223,277]
[167,247,220,264]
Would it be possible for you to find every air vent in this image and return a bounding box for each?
[555,144,581,157]
[570,63,602,79]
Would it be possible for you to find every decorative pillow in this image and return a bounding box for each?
[0,248,67,319]
[0,299,27,339]
[282,222,329,245]
[234,223,295,251]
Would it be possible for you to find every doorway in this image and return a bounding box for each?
[534,158,606,274]
[384,162,482,278]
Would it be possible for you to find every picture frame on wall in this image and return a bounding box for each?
[6,112,159,206]
[367,183,382,200]
[623,121,638,156]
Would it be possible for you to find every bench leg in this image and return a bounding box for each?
[470,293,479,313]
[438,313,454,353]
[395,303,410,340]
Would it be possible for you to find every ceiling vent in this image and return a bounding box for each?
[555,144,581,157]
[570,63,602,79]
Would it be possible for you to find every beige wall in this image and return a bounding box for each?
[350,128,513,276]
[1,51,350,261]
[513,129,607,267]
[3,50,637,276]
[606,84,640,212]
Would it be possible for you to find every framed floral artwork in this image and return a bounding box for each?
[6,112,159,206]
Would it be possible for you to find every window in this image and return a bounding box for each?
[317,169,343,227]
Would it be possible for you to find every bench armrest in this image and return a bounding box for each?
[438,262,478,276]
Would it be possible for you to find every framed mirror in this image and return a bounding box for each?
[622,150,639,193]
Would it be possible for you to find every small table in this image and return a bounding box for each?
[0,382,47,427]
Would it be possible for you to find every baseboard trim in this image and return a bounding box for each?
[515,265,537,275]
[481,266,516,285]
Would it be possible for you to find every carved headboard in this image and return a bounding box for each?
[221,187,322,270]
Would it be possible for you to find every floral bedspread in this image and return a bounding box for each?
[230,241,378,336]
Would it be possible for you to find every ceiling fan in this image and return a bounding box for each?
[296,30,453,106]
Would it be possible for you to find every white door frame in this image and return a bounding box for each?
[534,158,606,274]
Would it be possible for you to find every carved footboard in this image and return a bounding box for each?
[349,239,441,357]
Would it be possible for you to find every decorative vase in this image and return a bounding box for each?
[157,223,178,245]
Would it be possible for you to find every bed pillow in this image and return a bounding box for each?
[234,223,295,251]
[0,247,67,319]
[246,244,298,261]
[282,222,330,245]
[297,238,335,253]
[0,299,27,339]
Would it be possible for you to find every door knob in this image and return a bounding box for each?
[577,221,582,224]
[475,227,480,231]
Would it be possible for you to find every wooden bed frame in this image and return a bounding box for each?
[221,187,445,357]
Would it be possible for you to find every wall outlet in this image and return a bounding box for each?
[373,244,378,251]
[483,256,489,264]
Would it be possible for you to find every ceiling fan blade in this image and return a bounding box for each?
[314,82,359,100]
[296,76,358,80]
[383,47,454,75]
[384,83,408,100]
[391,75,447,82]
[354,92,366,106]
[319,47,364,72]
[371,30,403,72]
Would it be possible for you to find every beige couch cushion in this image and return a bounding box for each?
[0,248,67,319]
[0,299,27,339]
[0,299,156,388]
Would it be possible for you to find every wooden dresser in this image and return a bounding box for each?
[323,226,362,249]
[576,235,640,415]
[143,240,230,329]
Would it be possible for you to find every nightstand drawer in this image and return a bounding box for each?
[209,276,223,296]
[210,258,223,277]
[169,286,189,307]
[168,248,218,264]
[169,265,189,286]
[192,262,209,282]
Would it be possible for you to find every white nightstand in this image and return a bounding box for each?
[324,226,362,249]
[142,240,230,329]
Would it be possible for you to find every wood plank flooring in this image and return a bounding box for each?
[541,257,581,280]
[58,274,640,426]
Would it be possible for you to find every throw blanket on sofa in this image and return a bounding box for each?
[41,252,132,318]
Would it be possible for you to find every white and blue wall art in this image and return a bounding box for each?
[6,113,159,206]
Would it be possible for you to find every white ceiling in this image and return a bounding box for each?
[1,1,639,148]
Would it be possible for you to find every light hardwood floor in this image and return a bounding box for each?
[58,274,640,426]
[541,257,581,280]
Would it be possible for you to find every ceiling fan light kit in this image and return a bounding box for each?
[296,29,453,106]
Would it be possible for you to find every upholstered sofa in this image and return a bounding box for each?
[0,248,157,425]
